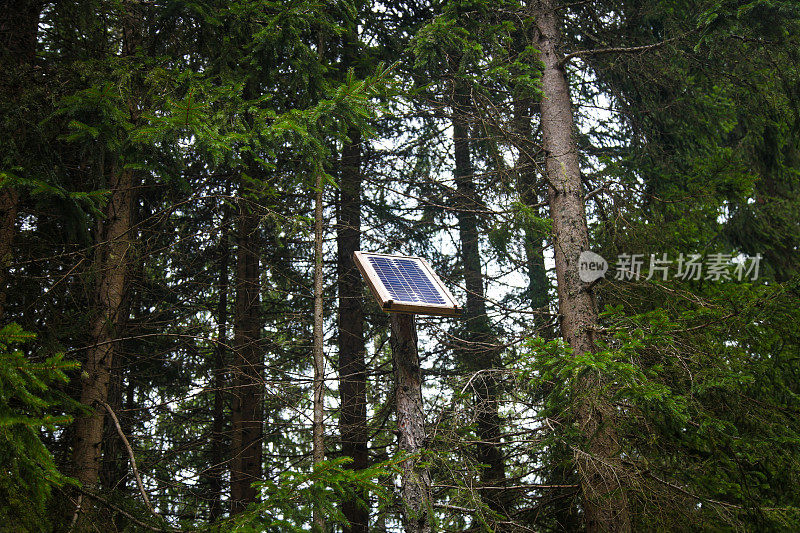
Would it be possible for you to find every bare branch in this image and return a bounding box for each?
[559,32,693,68]
[584,180,612,201]
[72,487,174,532]
[100,401,161,520]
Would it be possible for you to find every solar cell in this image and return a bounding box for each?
[367,256,447,305]
[353,251,461,316]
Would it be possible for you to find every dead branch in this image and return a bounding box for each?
[559,32,693,68]
[72,486,174,532]
[100,401,161,520]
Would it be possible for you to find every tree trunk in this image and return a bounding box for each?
[72,167,135,498]
[100,199,143,496]
[0,0,42,320]
[337,128,369,533]
[209,205,230,523]
[72,6,142,523]
[71,0,142,488]
[512,98,550,320]
[452,88,507,514]
[0,187,18,320]
[312,172,326,531]
[0,0,41,59]
[390,313,431,533]
[533,1,631,531]
[230,198,263,514]
[100,319,130,492]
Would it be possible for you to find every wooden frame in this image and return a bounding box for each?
[353,251,462,316]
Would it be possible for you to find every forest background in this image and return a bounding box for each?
[1,0,800,531]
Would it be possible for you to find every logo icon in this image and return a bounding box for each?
[579,250,608,283]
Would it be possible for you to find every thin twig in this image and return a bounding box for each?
[435,483,580,490]
[100,401,160,520]
[648,472,796,512]
[73,486,174,532]
[434,503,477,514]
[67,494,82,532]
[459,368,511,396]
[584,180,612,201]
[559,32,693,68]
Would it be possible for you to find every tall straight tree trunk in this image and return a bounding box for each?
[452,88,507,514]
[337,128,368,533]
[0,187,17,320]
[0,1,40,61]
[533,1,631,531]
[390,313,431,533]
[100,298,132,492]
[0,0,42,319]
[512,98,550,319]
[230,197,263,514]
[72,7,141,519]
[312,172,326,531]
[336,11,369,531]
[209,205,230,523]
[73,167,135,499]
[100,192,149,495]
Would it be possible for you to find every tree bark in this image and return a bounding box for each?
[512,98,550,319]
[72,4,142,499]
[100,316,130,493]
[73,5,142,522]
[0,0,42,320]
[337,128,369,533]
[230,198,263,514]
[100,204,144,497]
[336,9,369,530]
[72,167,135,498]
[0,186,18,320]
[312,172,326,531]
[533,1,631,531]
[390,313,431,533]
[209,205,230,523]
[0,0,41,61]
[452,87,507,514]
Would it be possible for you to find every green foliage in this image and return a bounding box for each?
[226,457,396,532]
[3,0,800,530]
[410,0,543,100]
[0,324,78,532]
[487,202,551,263]
[523,288,800,530]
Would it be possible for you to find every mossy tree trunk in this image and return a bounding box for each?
[534,1,631,530]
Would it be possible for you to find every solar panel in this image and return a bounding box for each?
[353,252,461,316]
[367,257,447,305]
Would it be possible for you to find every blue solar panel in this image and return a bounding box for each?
[367,256,446,305]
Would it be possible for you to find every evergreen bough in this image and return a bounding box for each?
[0,323,78,531]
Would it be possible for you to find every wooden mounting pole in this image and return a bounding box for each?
[389,313,432,533]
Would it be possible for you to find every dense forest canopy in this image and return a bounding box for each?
[1,0,799,531]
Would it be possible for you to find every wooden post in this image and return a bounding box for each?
[389,313,432,533]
